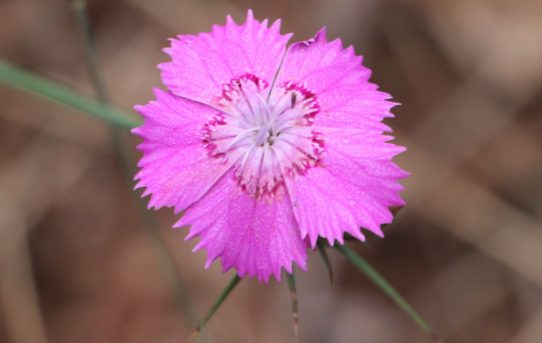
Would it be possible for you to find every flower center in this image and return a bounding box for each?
[203,74,324,198]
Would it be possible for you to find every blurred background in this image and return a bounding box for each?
[1,0,542,342]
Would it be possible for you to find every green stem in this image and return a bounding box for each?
[335,244,433,335]
[317,240,334,284]
[0,59,140,129]
[189,274,241,341]
[286,272,300,343]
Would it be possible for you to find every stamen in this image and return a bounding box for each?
[203,74,324,198]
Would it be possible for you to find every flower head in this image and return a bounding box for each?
[133,10,408,282]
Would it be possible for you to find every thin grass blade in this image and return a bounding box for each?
[0,59,140,129]
[189,274,241,342]
[317,240,334,284]
[335,244,436,337]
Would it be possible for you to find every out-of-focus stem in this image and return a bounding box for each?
[0,214,49,343]
[70,0,197,326]
[72,0,109,104]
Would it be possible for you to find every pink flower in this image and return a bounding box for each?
[133,10,407,282]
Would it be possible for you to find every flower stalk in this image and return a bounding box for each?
[317,240,334,284]
[70,0,198,327]
[287,272,300,343]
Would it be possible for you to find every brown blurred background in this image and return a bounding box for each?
[1,0,542,342]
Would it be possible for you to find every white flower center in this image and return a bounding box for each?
[203,74,324,198]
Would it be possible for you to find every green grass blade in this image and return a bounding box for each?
[317,240,334,284]
[335,244,434,335]
[0,59,140,129]
[189,274,241,342]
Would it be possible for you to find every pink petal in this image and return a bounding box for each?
[175,171,308,283]
[272,28,407,246]
[159,10,292,106]
[275,28,397,131]
[286,129,408,247]
[133,89,233,213]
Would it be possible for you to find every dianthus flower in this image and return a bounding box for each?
[133,10,407,282]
